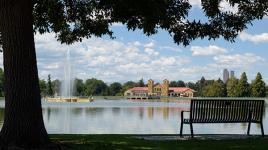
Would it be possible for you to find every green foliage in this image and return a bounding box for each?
[74,78,85,96]
[136,79,145,87]
[39,79,47,97]
[237,72,250,97]
[84,78,108,96]
[227,77,239,97]
[122,81,136,93]
[109,82,122,96]
[29,0,268,46]
[266,86,268,97]
[169,81,178,87]
[169,80,185,87]
[177,80,186,87]
[47,74,54,97]
[196,77,214,96]
[203,79,227,97]
[251,72,266,97]
[186,82,197,91]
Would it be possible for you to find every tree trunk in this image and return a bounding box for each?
[0,0,58,149]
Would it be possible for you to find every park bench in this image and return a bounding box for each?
[180,99,265,137]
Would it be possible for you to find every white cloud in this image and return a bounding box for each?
[190,45,228,56]
[160,46,182,52]
[133,41,141,46]
[34,33,190,82]
[144,41,155,48]
[239,32,268,43]
[189,0,201,8]
[213,53,265,68]
[144,48,159,56]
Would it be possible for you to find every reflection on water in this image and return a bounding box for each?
[0,100,267,134]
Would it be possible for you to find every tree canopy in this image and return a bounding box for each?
[1,0,267,47]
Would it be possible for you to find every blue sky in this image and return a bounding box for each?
[2,0,267,84]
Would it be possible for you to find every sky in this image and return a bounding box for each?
[1,0,268,84]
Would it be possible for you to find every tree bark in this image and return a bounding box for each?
[0,0,58,149]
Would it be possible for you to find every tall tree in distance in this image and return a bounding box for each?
[197,77,206,96]
[0,0,268,149]
[177,80,186,87]
[74,78,85,96]
[84,78,108,96]
[237,72,251,97]
[47,75,53,97]
[217,78,227,97]
[227,77,239,97]
[203,79,226,97]
[137,78,145,87]
[39,79,47,97]
[122,81,136,92]
[109,82,123,96]
[169,81,178,87]
[186,82,197,91]
[251,72,266,97]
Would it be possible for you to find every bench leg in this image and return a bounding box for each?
[180,122,183,137]
[260,122,265,137]
[190,123,194,138]
[247,121,251,136]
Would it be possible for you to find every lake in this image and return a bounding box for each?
[0,99,267,134]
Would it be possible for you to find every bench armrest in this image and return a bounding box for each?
[181,111,190,121]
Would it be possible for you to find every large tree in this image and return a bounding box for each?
[47,74,54,97]
[203,79,226,97]
[0,0,268,149]
[251,72,266,97]
[109,82,123,96]
[177,80,186,87]
[237,72,251,97]
[84,78,108,96]
[39,79,47,97]
[73,78,85,96]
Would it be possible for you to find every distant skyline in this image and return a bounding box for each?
[0,0,267,83]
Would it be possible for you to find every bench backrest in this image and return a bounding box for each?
[190,99,265,123]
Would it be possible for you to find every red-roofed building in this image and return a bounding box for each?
[124,79,196,98]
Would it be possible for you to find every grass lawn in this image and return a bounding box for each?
[50,134,268,150]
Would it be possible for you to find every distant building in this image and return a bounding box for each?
[230,71,235,78]
[223,69,229,83]
[124,79,196,98]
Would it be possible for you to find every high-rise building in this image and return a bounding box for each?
[223,69,229,83]
[230,71,235,78]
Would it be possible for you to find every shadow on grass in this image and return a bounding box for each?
[50,134,268,150]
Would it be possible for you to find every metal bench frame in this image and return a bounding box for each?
[180,99,265,138]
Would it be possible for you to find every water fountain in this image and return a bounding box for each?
[60,49,74,99]
[46,49,93,102]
